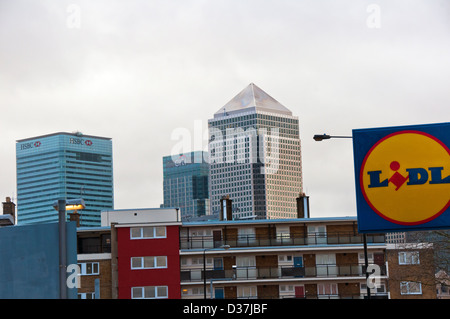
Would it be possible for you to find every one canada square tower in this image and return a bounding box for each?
[208,83,303,220]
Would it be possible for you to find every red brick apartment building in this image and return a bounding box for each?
[76,208,437,299]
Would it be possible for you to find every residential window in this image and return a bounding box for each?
[398,251,420,265]
[280,285,294,293]
[361,283,386,294]
[237,286,257,299]
[236,256,256,267]
[78,292,95,299]
[358,252,374,264]
[400,281,422,295]
[316,254,337,276]
[307,225,327,244]
[131,256,167,269]
[276,226,290,239]
[78,262,99,275]
[236,256,257,279]
[181,287,209,296]
[238,227,255,239]
[130,226,166,239]
[317,283,338,298]
[131,286,168,299]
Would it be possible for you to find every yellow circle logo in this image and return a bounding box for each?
[360,130,450,225]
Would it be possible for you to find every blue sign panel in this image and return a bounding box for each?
[0,222,77,298]
[353,122,450,233]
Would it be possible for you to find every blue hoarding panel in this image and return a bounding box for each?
[0,221,77,298]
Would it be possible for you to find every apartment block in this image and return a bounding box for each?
[102,208,182,299]
[179,217,387,299]
[75,208,439,299]
[76,227,112,299]
[386,243,437,299]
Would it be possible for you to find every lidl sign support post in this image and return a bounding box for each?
[353,122,450,233]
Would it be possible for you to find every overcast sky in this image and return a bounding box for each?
[1,0,449,218]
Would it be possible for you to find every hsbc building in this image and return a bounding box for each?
[16,132,114,226]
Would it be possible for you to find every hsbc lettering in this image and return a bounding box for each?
[70,138,93,146]
[20,141,41,150]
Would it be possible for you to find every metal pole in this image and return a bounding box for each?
[58,199,67,299]
[203,249,207,299]
[363,233,371,299]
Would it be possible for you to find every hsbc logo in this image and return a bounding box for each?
[20,141,41,150]
[70,138,93,146]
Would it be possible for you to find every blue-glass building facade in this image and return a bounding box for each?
[16,132,113,226]
[162,151,209,220]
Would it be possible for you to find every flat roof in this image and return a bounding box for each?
[0,214,14,226]
[17,132,111,142]
[182,216,358,227]
[77,226,111,232]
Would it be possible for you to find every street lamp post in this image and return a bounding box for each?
[203,245,231,299]
[53,198,85,299]
[312,133,371,299]
[313,134,352,141]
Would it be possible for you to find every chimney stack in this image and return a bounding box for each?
[2,197,16,224]
[296,193,310,218]
[220,195,233,221]
[69,211,81,227]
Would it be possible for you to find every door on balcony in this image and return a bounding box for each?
[374,253,384,266]
[214,287,224,299]
[293,256,304,277]
[214,258,223,270]
[295,286,305,299]
[294,256,303,267]
[213,230,222,248]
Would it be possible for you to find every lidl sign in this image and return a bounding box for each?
[353,122,450,233]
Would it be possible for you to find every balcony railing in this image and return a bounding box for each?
[77,244,111,254]
[258,294,388,299]
[180,263,387,282]
[180,232,385,250]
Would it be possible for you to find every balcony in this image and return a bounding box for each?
[180,263,387,282]
[180,232,385,250]
[260,293,388,299]
[77,243,111,254]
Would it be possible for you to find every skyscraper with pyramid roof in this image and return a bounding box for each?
[208,83,303,220]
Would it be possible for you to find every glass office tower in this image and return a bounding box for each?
[208,83,303,220]
[16,132,113,226]
[162,151,210,220]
